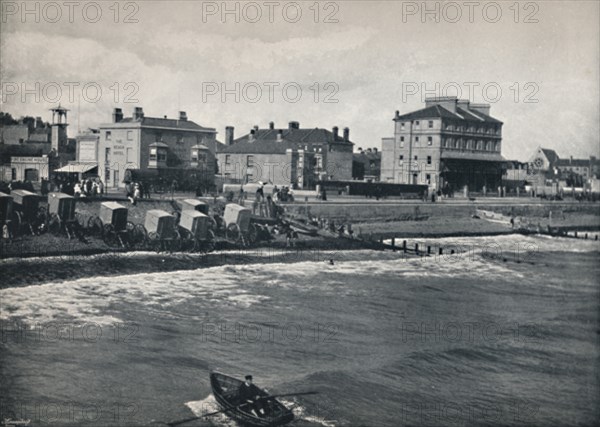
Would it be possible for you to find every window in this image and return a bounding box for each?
[415,121,420,126]
[149,148,157,161]
[427,137,433,146]
[191,150,198,162]
[400,136,405,148]
[428,121,433,128]
[158,150,167,162]
[105,147,111,161]
[114,170,119,185]
[105,167,110,182]
[496,142,501,152]
[426,174,431,182]
[415,137,420,144]
[156,132,163,142]
[106,131,112,141]
[414,155,418,160]
[427,156,432,165]
[177,134,184,144]
[126,148,133,163]
[127,130,133,141]
[400,122,405,130]
[247,155,254,167]
[225,155,231,165]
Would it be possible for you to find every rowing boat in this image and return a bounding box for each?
[210,372,294,427]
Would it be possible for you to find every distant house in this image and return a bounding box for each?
[526,146,600,186]
[352,148,381,181]
[216,121,354,189]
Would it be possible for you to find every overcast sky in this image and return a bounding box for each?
[1,0,598,160]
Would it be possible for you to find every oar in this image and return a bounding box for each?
[167,391,319,426]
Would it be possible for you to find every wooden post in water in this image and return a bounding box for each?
[402,240,407,253]
[585,233,588,239]
[391,237,396,252]
[439,247,443,255]
[415,243,419,255]
[427,246,431,255]
[575,232,578,238]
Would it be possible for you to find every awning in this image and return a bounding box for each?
[54,163,98,174]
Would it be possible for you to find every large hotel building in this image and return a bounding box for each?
[381,97,504,192]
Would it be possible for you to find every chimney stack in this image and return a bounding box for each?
[253,125,259,131]
[570,156,573,164]
[133,107,144,120]
[424,96,458,113]
[332,126,339,139]
[470,103,491,116]
[288,121,299,130]
[249,129,256,142]
[113,108,123,123]
[277,129,283,142]
[269,122,275,130]
[225,126,234,146]
[373,147,378,153]
[394,110,400,120]
[179,111,187,121]
[343,127,350,142]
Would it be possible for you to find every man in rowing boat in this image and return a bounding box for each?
[238,375,267,418]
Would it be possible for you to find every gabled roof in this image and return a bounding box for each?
[220,126,354,154]
[231,128,354,146]
[540,148,559,164]
[394,105,503,124]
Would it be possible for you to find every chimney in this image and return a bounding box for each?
[343,127,350,142]
[277,129,283,142]
[113,108,123,123]
[570,156,573,165]
[424,96,458,113]
[470,103,491,116]
[225,126,234,146]
[457,99,470,110]
[133,107,144,120]
[179,111,187,121]
[332,126,339,139]
[373,147,378,153]
[253,125,259,131]
[249,129,256,142]
[288,121,299,130]
[269,121,275,130]
[367,148,372,153]
[394,110,400,120]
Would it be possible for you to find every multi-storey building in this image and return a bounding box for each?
[98,107,219,189]
[216,121,354,189]
[381,97,504,192]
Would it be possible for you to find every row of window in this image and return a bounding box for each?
[398,136,500,152]
[399,136,433,146]
[105,130,192,144]
[399,121,500,135]
[399,155,433,165]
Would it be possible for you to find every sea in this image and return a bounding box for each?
[0,234,598,427]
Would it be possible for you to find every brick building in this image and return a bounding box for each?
[381,97,504,192]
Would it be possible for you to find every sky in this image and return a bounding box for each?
[1,0,599,161]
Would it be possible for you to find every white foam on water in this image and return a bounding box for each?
[185,394,238,426]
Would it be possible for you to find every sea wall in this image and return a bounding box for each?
[285,202,600,222]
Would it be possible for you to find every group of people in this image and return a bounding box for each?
[72,177,104,198]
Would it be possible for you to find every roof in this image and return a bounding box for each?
[540,148,559,164]
[149,142,169,148]
[219,127,354,154]
[556,158,593,167]
[54,162,98,173]
[102,116,216,132]
[395,104,503,124]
